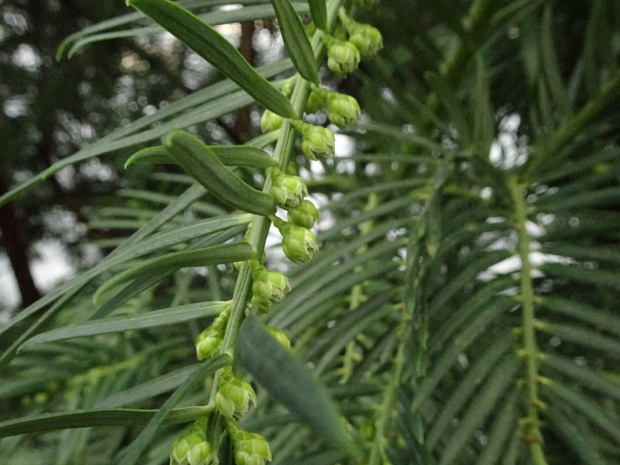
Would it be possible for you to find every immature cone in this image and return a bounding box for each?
[348,24,383,60]
[281,223,318,263]
[251,266,291,313]
[170,425,212,465]
[327,40,360,75]
[260,110,283,133]
[301,125,336,161]
[215,366,256,419]
[228,422,272,465]
[327,93,361,129]
[270,169,308,209]
[287,200,319,229]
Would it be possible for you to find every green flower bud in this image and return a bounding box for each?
[287,199,319,229]
[215,366,256,419]
[266,326,291,349]
[170,426,212,465]
[260,110,283,133]
[301,125,335,161]
[280,76,296,98]
[195,306,230,360]
[281,223,318,263]
[327,40,360,75]
[251,266,291,313]
[349,24,383,60]
[327,93,361,129]
[229,426,272,465]
[305,88,326,114]
[270,169,308,209]
[195,327,222,361]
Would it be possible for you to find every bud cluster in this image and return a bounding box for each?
[168,5,383,464]
[320,10,383,78]
[326,37,360,76]
[272,216,318,264]
[195,306,230,361]
[340,11,383,60]
[226,419,272,465]
[170,419,212,465]
[260,110,283,133]
[287,199,320,229]
[215,366,257,419]
[250,261,291,313]
[269,167,308,209]
[291,120,335,161]
[302,86,361,129]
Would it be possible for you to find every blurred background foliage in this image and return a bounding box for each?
[1,0,620,464]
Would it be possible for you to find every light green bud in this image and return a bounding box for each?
[251,266,291,313]
[170,427,212,465]
[327,40,360,75]
[195,327,222,361]
[231,429,272,465]
[194,306,230,360]
[301,125,335,161]
[215,366,256,419]
[281,223,318,263]
[287,199,319,229]
[327,93,361,129]
[305,88,326,114]
[281,76,296,98]
[349,24,383,60]
[270,169,308,209]
[266,326,291,349]
[260,110,283,133]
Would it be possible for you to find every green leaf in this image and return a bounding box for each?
[544,406,608,465]
[475,392,518,465]
[237,314,357,457]
[541,242,620,265]
[536,186,620,210]
[540,262,620,289]
[117,353,231,465]
[21,302,227,346]
[308,0,328,31]
[438,358,520,465]
[270,0,319,83]
[539,297,620,336]
[163,130,277,216]
[94,242,255,302]
[540,5,572,117]
[426,333,515,447]
[541,354,620,403]
[0,406,206,439]
[543,381,620,443]
[425,71,471,146]
[125,145,278,169]
[127,0,297,118]
[306,292,397,372]
[63,4,311,58]
[95,364,201,409]
[471,54,494,156]
[411,297,513,414]
[537,321,620,358]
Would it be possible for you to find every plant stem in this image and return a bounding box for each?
[508,175,547,465]
[220,0,343,356]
